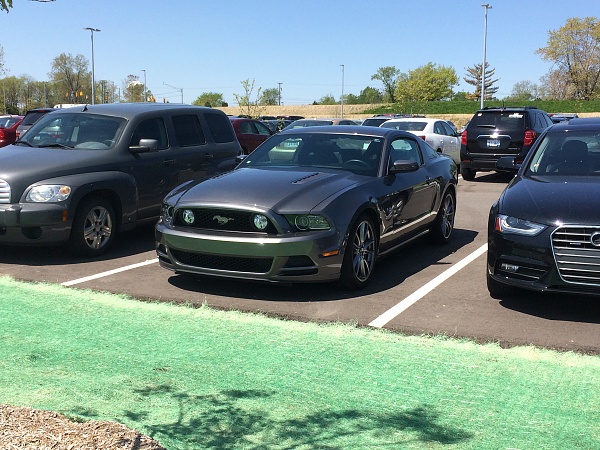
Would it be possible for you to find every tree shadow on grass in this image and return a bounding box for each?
[113,385,473,449]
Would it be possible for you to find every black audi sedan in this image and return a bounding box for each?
[487,118,600,298]
[156,125,458,290]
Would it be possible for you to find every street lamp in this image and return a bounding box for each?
[141,69,147,102]
[163,82,183,104]
[480,4,492,109]
[340,64,344,118]
[84,27,101,105]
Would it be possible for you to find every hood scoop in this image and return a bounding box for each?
[292,172,330,184]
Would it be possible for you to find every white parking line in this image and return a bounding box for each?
[61,258,158,286]
[368,243,488,328]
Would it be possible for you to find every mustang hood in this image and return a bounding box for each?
[175,167,363,212]
[500,175,600,225]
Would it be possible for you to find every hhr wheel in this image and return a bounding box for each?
[68,196,116,257]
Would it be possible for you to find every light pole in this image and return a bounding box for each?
[163,82,183,104]
[141,69,147,102]
[278,82,282,106]
[84,27,101,105]
[480,4,492,109]
[340,64,345,118]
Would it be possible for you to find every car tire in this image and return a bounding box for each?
[339,215,377,290]
[429,190,455,244]
[68,196,116,257]
[461,167,476,181]
[486,271,515,299]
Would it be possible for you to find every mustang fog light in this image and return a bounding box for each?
[182,209,195,224]
[253,214,269,230]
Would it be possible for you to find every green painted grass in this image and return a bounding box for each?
[0,275,599,449]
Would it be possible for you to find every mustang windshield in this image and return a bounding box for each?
[241,133,384,176]
[18,113,126,150]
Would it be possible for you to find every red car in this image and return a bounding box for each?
[229,117,273,154]
[0,115,24,148]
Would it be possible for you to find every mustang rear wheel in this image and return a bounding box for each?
[339,215,377,290]
[430,190,456,244]
[68,196,116,257]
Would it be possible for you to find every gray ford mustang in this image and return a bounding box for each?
[155,125,458,289]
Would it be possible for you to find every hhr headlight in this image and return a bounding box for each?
[495,214,546,236]
[26,185,71,202]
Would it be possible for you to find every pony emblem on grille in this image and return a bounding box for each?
[213,215,235,225]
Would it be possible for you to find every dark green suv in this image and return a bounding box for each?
[459,106,553,181]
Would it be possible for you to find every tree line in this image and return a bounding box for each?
[1,16,598,114]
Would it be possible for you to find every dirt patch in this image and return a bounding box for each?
[0,404,165,450]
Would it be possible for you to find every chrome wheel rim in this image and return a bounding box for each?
[352,220,376,282]
[440,195,455,239]
[83,206,113,250]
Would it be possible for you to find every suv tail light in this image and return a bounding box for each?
[524,130,536,146]
[461,130,467,146]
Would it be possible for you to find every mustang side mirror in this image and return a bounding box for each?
[390,160,420,174]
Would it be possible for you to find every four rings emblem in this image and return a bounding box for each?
[591,231,600,247]
[213,215,235,225]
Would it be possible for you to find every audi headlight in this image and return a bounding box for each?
[26,185,71,202]
[286,214,330,231]
[495,214,546,236]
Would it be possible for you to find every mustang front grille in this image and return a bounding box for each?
[0,180,10,204]
[171,249,273,274]
[173,208,277,234]
[552,226,600,286]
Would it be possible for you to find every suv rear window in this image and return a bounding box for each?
[470,111,525,132]
[205,113,235,143]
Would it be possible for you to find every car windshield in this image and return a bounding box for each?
[19,113,126,150]
[381,121,427,131]
[526,130,600,176]
[240,132,384,176]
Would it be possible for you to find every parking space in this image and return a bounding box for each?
[1,173,599,354]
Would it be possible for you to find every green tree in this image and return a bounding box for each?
[463,62,499,100]
[371,66,400,103]
[233,79,263,117]
[259,87,280,106]
[0,0,12,12]
[49,53,90,104]
[123,75,143,102]
[536,17,600,100]
[506,80,540,101]
[317,94,336,105]
[193,92,226,107]
[358,86,383,104]
[395,63,459,102]
[539,69,575,100]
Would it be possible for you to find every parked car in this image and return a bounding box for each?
[362,114,409,127]
[261,118,294,134]
[380,117,461,166]
[0,103,241,256]
[283,118,357,129]
[487,117,600,298]
[0,115,24,148]
[156,125,458,290]
[460,106,553,181]
[229,117,273,154]
[15,107,57,139]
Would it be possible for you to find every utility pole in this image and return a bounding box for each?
[480,4,492,109]
[83,27,101,105]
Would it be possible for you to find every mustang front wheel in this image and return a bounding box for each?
[339,215,377,290]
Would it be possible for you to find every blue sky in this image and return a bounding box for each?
[1,0,597,105]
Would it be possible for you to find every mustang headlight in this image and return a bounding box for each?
[495,214,546,236]
[286,214,330,231]
[161,203,175,227]
[26,185,71,202]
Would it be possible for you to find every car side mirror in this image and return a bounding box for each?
[390,160,419,174]
[129,138,159,153]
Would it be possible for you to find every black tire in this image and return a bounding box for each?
[430,190,455,244]
[487,272,515,299]
[68,196,116,257]
[339,215,377,290]
[461,167,476,181]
